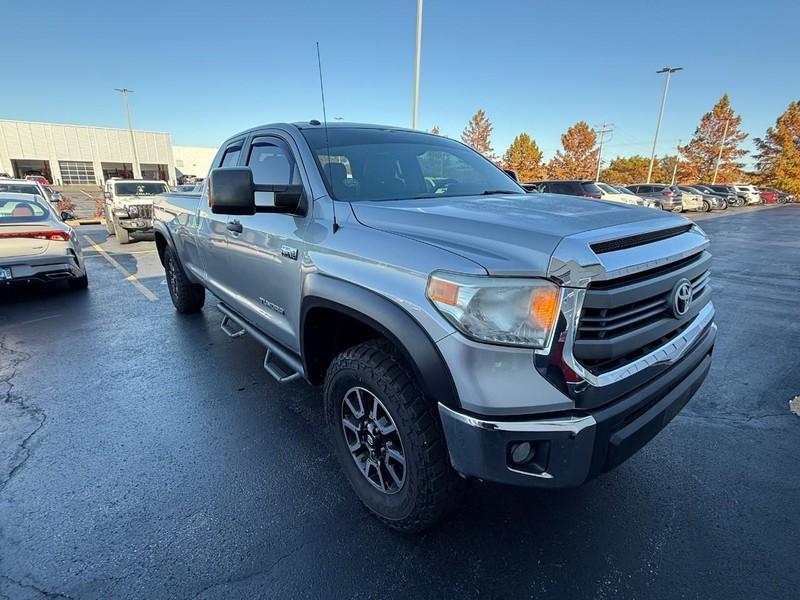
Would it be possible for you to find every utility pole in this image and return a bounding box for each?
[411,0,423,129]
[595,123,613,180]
[114,88,140,177]
[647,67,683,183]
[711,118,730,185]
[670,140,682,185]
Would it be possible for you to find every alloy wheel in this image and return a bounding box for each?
[341,386,406,495]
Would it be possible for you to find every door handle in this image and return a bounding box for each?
[226,220,242,234]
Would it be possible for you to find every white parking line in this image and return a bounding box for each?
[81,235,157,301]
[79,190,95,198]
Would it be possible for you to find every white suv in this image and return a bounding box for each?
[733,185,762,205]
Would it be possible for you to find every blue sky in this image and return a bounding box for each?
[3,0,798,166]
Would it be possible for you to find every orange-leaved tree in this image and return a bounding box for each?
[502,133,546,181]
[461,109,496,161]
[547,121,598,179]
[679,95,748,183]
[753,100,800,194]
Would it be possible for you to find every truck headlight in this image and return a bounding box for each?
[426,272,560,348]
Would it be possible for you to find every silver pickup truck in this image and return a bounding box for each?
[153,122,716,532]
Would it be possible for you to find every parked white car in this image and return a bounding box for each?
[733,184,762,205]
[0,192,87,289]
[596,183,658,209]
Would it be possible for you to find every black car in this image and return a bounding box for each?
[525,180,603,198]
[698,184,745,207]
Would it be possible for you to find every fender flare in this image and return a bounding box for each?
[301,274,460,410]
[152,220,175,266]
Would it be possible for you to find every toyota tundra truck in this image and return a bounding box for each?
[104,179,168,243]
[153,122,716,532]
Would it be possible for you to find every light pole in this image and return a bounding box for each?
[411,0,423,129]
[647,67,683,183]
[711,118,730,185]
[670,140,681,185]
[595,123,613,180]
[114,88,140,177]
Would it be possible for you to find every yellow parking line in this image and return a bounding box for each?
[81,235,157,301]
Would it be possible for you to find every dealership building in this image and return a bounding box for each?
[0,119,217,185]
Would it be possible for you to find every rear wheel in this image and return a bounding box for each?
[114,221,130,244]
[164,246,205,313]
[324,340,464,532]
[68,273,88,290]
[702,200,711,212]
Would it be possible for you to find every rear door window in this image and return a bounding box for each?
[220,145,242,167]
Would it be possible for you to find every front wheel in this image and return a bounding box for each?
[164,246,205,313]
[324,340,464,532]
[114,221,130,244]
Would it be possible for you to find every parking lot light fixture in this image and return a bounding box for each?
[647,67,683,183]
[114,88,141,178]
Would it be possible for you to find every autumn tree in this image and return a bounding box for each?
[679,95,748,183]
[461,109,496,161]
[502,133,546,181]
[547,121,599,179]
[753,100,800,194]
[600,155,651,184]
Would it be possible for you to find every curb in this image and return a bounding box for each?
[67,218,104,226]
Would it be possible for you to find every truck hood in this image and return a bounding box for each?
[350,193,684,275]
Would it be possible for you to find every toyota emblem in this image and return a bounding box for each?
[671,279,693,317]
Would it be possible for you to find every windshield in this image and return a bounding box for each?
[114,182,168,196]
[0,196,50,224]
[616,186,634,194]
[596,183,619,194]
[300,127,524,202]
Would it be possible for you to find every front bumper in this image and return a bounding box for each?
[118,218,154,232]
[439,320,716,488]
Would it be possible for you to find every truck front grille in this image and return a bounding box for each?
[573,250,711,375]
[128,204,153,218]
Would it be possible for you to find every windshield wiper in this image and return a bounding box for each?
[477,190,520,195]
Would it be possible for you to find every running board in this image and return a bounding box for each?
[217,303,304,384]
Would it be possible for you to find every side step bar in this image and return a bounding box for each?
[217,303,304,384]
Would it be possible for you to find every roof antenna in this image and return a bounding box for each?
[316,42,338,233]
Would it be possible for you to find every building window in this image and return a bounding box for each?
[59,161,97,184]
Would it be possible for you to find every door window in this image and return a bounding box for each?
[220,146,242,167]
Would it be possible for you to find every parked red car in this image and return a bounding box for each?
[759,188,778,203]
[25,174,50,186]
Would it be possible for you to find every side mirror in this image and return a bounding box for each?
[60,211,75,221]
[503,169,519,182]
[103,191,111,200]
[208,167,305,215]
[51,192,63,202]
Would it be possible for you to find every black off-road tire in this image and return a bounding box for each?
[324,340,465,533]
[105,207,115,234]
[115,221,131,244]
[164,246,205,313]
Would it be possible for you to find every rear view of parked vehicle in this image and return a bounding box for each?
[0,192,87,289]
[626,183,684,211]
[678,186,726,212]
[733,184,762,205]
[525,180,604,199]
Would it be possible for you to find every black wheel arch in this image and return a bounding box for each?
[301,274,460,410]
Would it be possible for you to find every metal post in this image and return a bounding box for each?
[412,0,423,129]
[595,123,612,180]
[647,67,683,183]
[115,88,140,177]
[711,119,730,185]
[670,140,681,185]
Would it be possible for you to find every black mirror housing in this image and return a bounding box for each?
[208,167,256,215]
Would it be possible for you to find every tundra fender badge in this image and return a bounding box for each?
[281,245,298,260]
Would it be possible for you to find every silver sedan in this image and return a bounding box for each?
[0,192,87,289]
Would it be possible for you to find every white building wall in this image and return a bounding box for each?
[0,120,175,184]
[173,145,218,179]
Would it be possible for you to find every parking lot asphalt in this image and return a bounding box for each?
[1,205,798,599]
